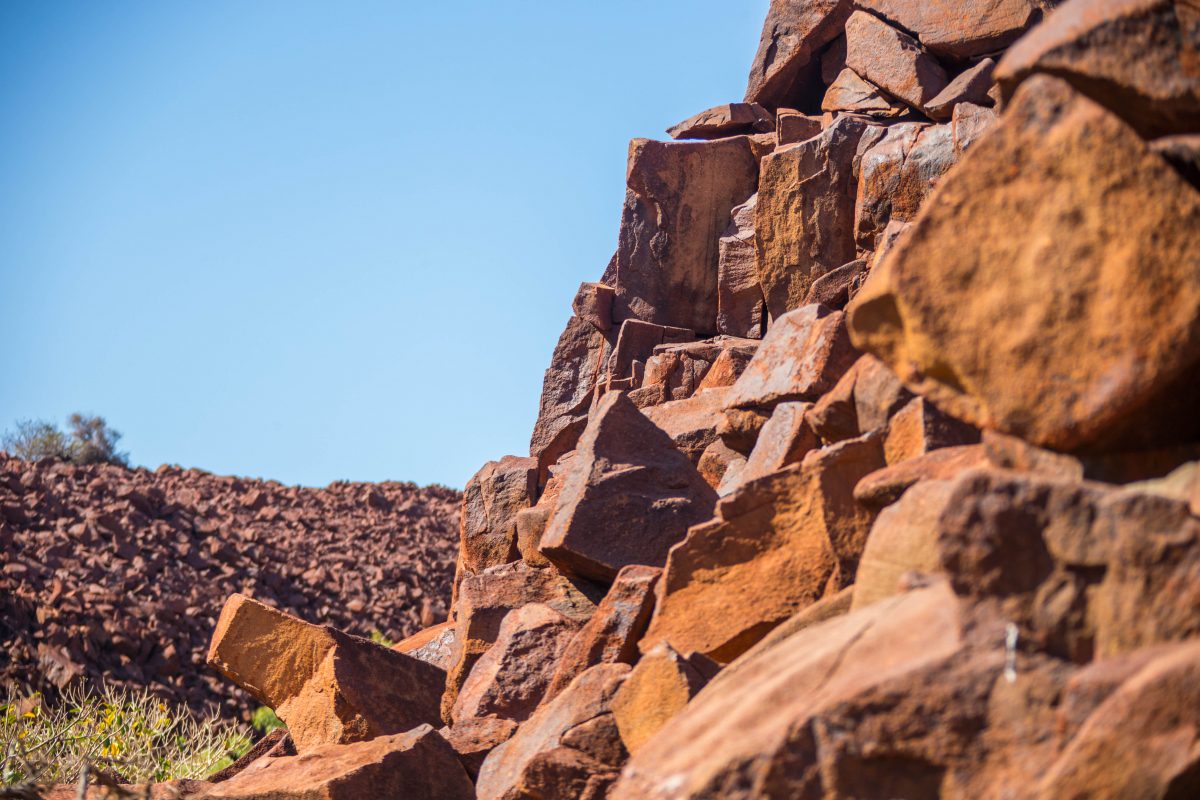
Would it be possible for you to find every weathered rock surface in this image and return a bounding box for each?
[476,663,630,800]
[202,724,474,800]
[641,387,734,463]
[544,565,660,702]
[613,137,760,336]
[726,305,858,411]
[392,621,457,672]
[926,58,996,120]
[996,0,1200,138]
[745,0,855,108]
[845,10,948,114]
[775,111,823,144]
[849,75,1200,453]
[539,392,718,581]
[858,0,1042,58]
[572,282,615,332]
[821,68,907,116]
[460,456,536,573]
[642,433,884,662]
[206,594,444,752]
[667,103,774,139]
[755,118,870,318]
[611,643,710,755]
[715,196,765,339]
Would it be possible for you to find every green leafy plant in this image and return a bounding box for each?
[368,630,395,648]
[1,684,251,788]
[249,707,283,736]
[1,414,128,467]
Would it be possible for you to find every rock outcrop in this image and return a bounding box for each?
[148,1,1200,797]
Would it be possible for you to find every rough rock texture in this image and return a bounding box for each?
[745,0,855,109]
[927,58,996,121]
[715,196,765,339]
[539,392,718,581]
[459,456,536,573]
[858,0,1043,58]
[203,724,474,800]
[0,455,458,716]
[610,643,710,756]
[755,117,870,318]
[666,103,774,139]
[996,0,1200,138]
[642,433,884,663]
[613,137,760,336]
[206,594,444,752]
[845,10,949,114]
[849,75,1200,453]
[821,68,907,117]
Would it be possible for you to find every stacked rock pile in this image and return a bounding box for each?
[0,453,459,716]
[42,0,1200,796]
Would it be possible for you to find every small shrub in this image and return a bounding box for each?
[249,707,284,736]
[1,684,252,788]
[368,630,395,648]
[1,414,128,467]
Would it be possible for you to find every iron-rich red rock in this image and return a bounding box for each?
[926,58,996,121]
[857,0,1042,59]
[460,456,536,573]
[611,643,711,755]
[641,387,735,464]
[745,0,855,109]
[821,68,908,117]
[715,196,766,339]
[844,10,949,115]
[539,392,718,582]
[666,103,774,139]
[572,282,615,332]
[775,111,823,145]
[606,319,694,390]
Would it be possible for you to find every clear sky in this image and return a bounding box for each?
[0,1,768,489]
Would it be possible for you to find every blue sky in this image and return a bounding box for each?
[0,1,767,488]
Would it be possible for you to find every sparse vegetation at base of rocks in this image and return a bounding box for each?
[248,707,283,736]
[2,414,129,467]
[1,684,252,789]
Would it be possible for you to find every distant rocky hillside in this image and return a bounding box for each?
[0,453,460,717]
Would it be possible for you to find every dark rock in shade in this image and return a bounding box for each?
[607,319,694,390]
[996,0,1200,138]
[440,717,518,781]
[755,116,871,318]
[803,258,865,310]
[530,316,612,484]
[1152,133,1200,188]
[926,58,996,121]
[745,0,855,109]
[844,10,949,115]
[666,103,774,139]
[613,137,760,337]
[539,392,718,582]
[821,68,908,117]
[848,75,1200,454]
[641,387,736,464]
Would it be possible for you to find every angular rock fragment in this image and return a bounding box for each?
[952,101,998,155]
[716,407,771,454]
[642,433,884,662]
[641,387,734,463]
[666,103,774,139]
[544,565,660,703]
[844,10,948,114]
[530,316,612,482]
[745,0,855,108]
[452,603,579,724]
[996,0,1200,138]
[926,57,996,121]
[442,561,600,723]
[607,319,694,390]
[775,111,823,145]
[539,392,718,582]
[755,117,871,317]
[882,395,980,465]
[477,663,630,800]
[726,305,859,411]
[802,258,865,310]
[853,444,988,508]
[735,401,820,488]
[460,456,536,573]
[572,282,615,332]
[206,594,444,752]
[716,196,766,339]
[640,338,753,401]
[204,724,474,800]
[694,341,759,392]
[700,439,747,492]
[440,717,518,781]
[613,137,760,335]
[392,620,457,672]
[858,0,1041,59]
[611,643,710,755]
[821,67,907,117]
[849,76,1200,453]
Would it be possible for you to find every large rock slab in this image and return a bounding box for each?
[641,387,734,463]
[641,433,884,663]
[452,603,579,724]
[725,305,859,411]
[530,316,612,482]
[460,456,536,573]
[477,663,631,800]
[821,68,908,117]
[539,392,718,582]
[755,117,871,318]
[613,137,760,336]
[203,724,474,800]
[206,594,444,752]
[858,0,1043,59]
[745,0,855,108]
[844,10,948,114]
[848,75,1200,453]
[611,643,711,755]
[996,0,1200,138]
[544,565,660,703]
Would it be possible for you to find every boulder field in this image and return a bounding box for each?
[64,0,1200,796]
